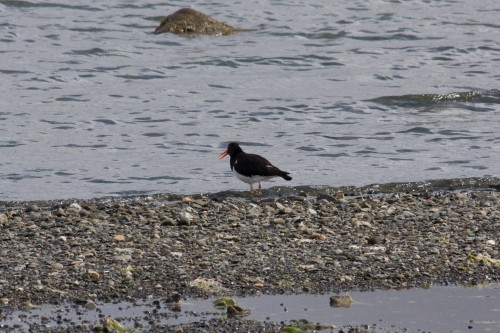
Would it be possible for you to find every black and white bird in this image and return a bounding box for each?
[218,142,292,193]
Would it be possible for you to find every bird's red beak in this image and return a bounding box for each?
[218,150,229,159]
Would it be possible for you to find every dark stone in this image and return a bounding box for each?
[154,8,237,35]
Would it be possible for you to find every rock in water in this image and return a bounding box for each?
[330,295,354,308]
[154,8,237,35]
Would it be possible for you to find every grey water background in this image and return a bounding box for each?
[1,0,499,201]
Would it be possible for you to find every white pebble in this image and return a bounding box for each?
[69,203,82,211]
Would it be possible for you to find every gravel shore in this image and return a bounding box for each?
[0,184,499,331]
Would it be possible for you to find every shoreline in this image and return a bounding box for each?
[1,176,499,207]
[0,181,498,331]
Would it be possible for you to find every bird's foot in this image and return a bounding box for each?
[247,190,262,197]
[257,182,264,195]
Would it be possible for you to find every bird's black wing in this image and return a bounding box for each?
[234,153,288,177]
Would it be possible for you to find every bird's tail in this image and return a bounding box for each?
[281,172,292,181]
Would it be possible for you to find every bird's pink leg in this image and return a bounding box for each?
[258,182,263,192]
[249,184,254,193]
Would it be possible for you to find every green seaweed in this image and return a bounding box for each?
[103,316,130,332]
[281,320,333,332]
[281,325,306,333]
[213,296,236,309]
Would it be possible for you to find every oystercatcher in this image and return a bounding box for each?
[218,142,292,193]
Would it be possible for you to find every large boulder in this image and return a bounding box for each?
[154,8,237,35]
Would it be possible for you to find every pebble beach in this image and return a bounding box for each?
[0,182,499,331]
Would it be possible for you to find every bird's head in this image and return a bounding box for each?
[218,142,242,159]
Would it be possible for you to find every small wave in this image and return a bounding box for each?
[61,144,107,149]
[272,177,500,198]
[115,74,169,80]
[0,69,31,74]
[94,119,117,125]
[142,132,167,137]
[133,117,171,123]
[66,48,107,56]
[1,1,102,11]
[397,127,433,134]
[3,173,43,181]
[367,89,500,107]
[55,96,90,102]
[128,175,189,181]
[86,178,132,184]
[0,141,25,148]
[349,33,422,41]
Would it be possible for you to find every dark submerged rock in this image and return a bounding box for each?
[330,295,354,308]
[154,8,237,35]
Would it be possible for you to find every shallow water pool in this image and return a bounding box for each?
[1,284,498,332]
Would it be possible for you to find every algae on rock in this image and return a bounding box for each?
[154,8,238,35]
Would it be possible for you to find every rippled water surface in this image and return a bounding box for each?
[1,0,499,200]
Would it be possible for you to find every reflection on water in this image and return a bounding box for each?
[1,285,498,332]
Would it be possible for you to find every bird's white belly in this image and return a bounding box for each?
[234,170,275,184]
